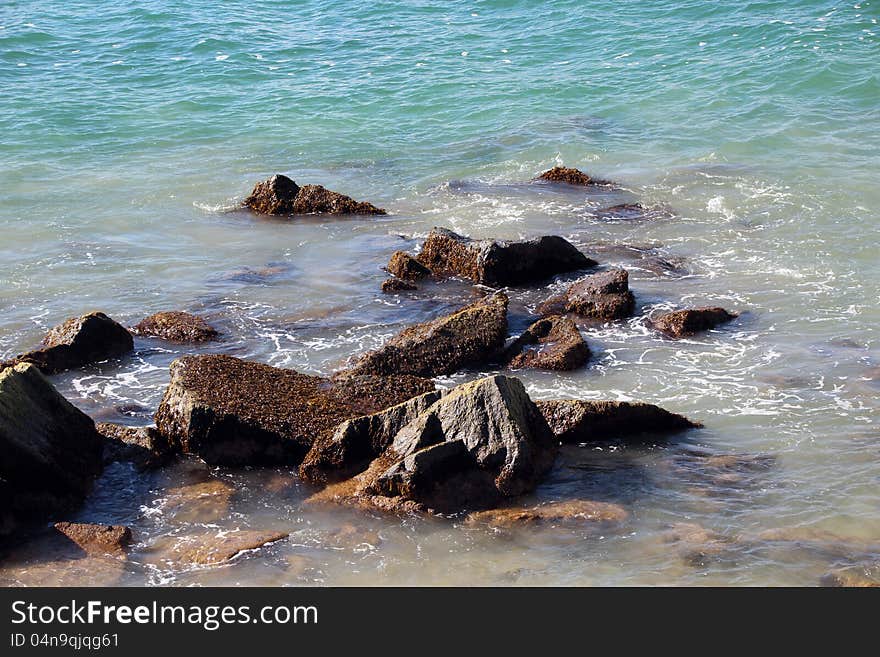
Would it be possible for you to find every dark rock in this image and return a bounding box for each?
[243,174,385,215]
[0,363,103,537]
[96,422,174,469]
[537,268,635,320]
[131,311,219,343]
[415,227,595,287]
[13,312,133,374]
[154,355,434,466]
[504,315,590,371]
[537,166,614,186]
[465,500,628,528]
[537,399,701,443]
[651,307,738,337]
[348,292,509,377]
[381,277,418,293]
[54,522,131,556]
[386,251,431,281]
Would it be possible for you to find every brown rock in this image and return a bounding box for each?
[381,277,417,293]
[820,567,880,588]
[348,292,509,378]
[651,307,737,338]
[96,422,174,469]
[537,399,701,443]
[537,268,635,320]
[149,530,288,567]
[54,522,131,556]
[537,166,614,186]
[415,227,596,287]
[505,315,590,371]
[243,174,385,215]
[466,500,628,528]
[161,479,235,524]
[131,311,219,343]
[386,251,431,281]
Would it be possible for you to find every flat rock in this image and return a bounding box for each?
[651,307,737,337]
[537,399,701,443]
[11,312,133,374]
[54,522,132,556]
[465,500,628,528]
[415,227,595,287]
[0,363,103,537]
[537,166,614,186]
[348,292,509,377]
[161,479,235,524]
[131,311,219,343]
[0,555,126,586]
[96,422,174,469]
[386,251,431,280]
[820,567,880,588]
[504,315,590,371]
[148,530,288,568]
[154,355,434,465]
[537,268,635,320]
[243,174,385,215]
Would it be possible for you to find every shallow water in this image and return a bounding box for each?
[1,1,878,586]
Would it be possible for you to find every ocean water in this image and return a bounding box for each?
[1,0,878,586]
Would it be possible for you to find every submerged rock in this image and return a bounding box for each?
[154,355,433,465]
[651,307,737,337]
[504,315,590,371]
[12,312,133,374]
[131,311,219,343]
[381,277,418,293]
[54,522,132,557]
[537,166,614,186]
[96,422,174,469]
[386,251,431,281]
[465,500,628,528]
[537,399,701,443]
[148,530,288,567]
[820,567,880,588]
[161,479,235,524]
[415,227,595,287]
[537,268,635,320]
[244,174,385,215]
[349,292,509,377]
[0,363,103,537]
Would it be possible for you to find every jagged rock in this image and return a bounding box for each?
[415,228,595,287]
[537,166,614,186]
[386,251,431,280]
[348,292,508,377]
[381,277,418,293]
[243,174,385,215]
[504,315,590,371]
[54,522,132,556]
[651,307,738,337]
[537,268,635,320]
[537,399,701,443]
[0,363,103,537]
[12,312,133,374]
[147,530,288,567]
[154,355,434,465]
[131,311,219,343]
[465,500,628,528]
[96,422,174,469]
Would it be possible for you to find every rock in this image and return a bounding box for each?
[658,522,731,566]
[348,292,509,378]
[381,277,418,293]
[154,355,434,465]
[131,311,219,343]
[161,479,235,524]
[54,522,132,556]
[12,312,133,374]
[537,166,613,186]
[536,399,701,443]
[96,422,174,469]
[243,174,385,215]
[820,567,880,588]
[0,555,126,586]
[537,268,635,320]
[0,363,103,537]
[309,375,558,514]
[651,307,737,337]
[504,315,590,371]
[415,227,596,287]
[465,500,628,528]
[148,530,288,567]
[386,251,431,280]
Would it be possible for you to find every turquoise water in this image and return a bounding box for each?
[1,1,879,585]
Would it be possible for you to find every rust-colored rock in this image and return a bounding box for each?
[651,307,738,337]
[820,567,880,588]
[538,166,614,186]
[415,228,595,287]
[243,174,385,215]
[386,251,431,281]
[381,277,417,293]
[132,311,219,343]
[537,268,635,320]
[96,422,174,469]
[148,530,288,567]
[349,292,509,378]
[161,479,234,524]
[54,522,132,556]
[465,500,628,528]
[504,315,590,371]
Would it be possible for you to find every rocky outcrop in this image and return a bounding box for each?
[243,174,385,215]
[415,228,595,287]
[537,166,613,186]
[504,315,590,371]
[348,292,509,377]
[154,355,434,466]
[651,307,737,337]
[96,422,174,469]
[131,311,219,343]
[307,375,558,514]
[381,277,417,293]
[537,268,635,320]
[54,522,132,556]
[0,363,103,537]
[12,312,133,374]
[386,251,431,281]
[466,500,628,528]
[537,399,701,443]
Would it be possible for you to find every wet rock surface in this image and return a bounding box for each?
[537,268,635,320]
[386,250,431,281]
[244,174,385,215]
[96,422,174,469]
[147,530,288,567]
[504,315,590,371]
[132,311,219,343]
[820,567,880,587]
[415,227,596,287]
[465,500,628,528]
[54,522,132,556]
[537,166,613,186]
[381,277,418,293]
[349,292,509,377]
[537,399,701,443]
[651,307,737,337]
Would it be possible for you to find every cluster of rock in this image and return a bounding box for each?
[243,174,385,216]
